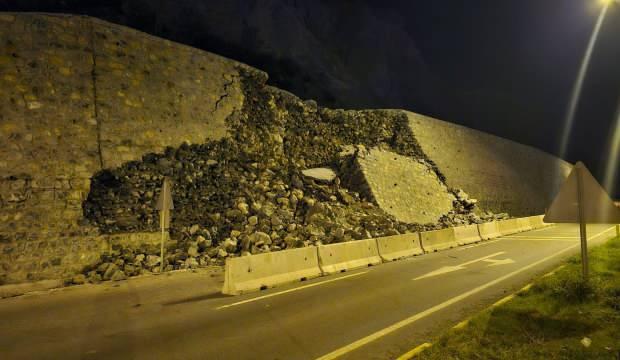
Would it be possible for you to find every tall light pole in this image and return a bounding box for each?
[559,0,613,159]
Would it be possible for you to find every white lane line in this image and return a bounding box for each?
[457,239,500,250]
[525,225,557,233]
[216,271,368,310]
[504,235,579,239]
[502,238,577,241]
[314,225,616,360]
[315,246,578,360]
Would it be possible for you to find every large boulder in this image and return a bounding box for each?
[347,148,455,224]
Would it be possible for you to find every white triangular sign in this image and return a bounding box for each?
[544,162,620,223]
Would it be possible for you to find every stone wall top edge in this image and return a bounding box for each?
[399,109,572,168]
[0,12,265,78]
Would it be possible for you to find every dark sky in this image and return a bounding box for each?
[2,0,619,197]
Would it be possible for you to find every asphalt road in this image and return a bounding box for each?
[0,224,617,360]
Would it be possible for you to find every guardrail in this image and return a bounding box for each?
[222,215,555,295]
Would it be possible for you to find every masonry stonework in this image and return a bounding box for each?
[406,111,572,216]
[0,13,243,283]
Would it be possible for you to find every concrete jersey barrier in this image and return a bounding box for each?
[529,215,550,228]
[222,247,322,295]
[318,239,382,274]
[528,215,544,229]
[419,228,457,252]
[478,221,502,240]
[453,224,482,245]
[376,233,423,261]
[517,217,533,232]
[498,219,521,236]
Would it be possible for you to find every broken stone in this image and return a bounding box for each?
[223,238,237,252]
[237,202,249,215]
[187,245,199,257]
[189,224,200,235]
[111,270,127,281]
[87,271,102,284]
[184,257,199,269]
[145,255,161,267]
[103,263,119,281]
[581,337,592,348]
[71,274,87,285]
[301,168,337,183]
[250,231,271,245]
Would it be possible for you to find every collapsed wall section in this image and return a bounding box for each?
[405,111,572,216]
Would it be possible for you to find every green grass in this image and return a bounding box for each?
[419,235,620,360]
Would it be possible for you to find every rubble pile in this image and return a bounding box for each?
[80,68,504,281]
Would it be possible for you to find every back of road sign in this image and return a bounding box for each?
[544,162,620,223]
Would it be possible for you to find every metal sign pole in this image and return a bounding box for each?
[159,178,168,274]
[160,208,165,273]
[155,177,173,274]
[576,167,588,280]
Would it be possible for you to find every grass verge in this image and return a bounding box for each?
[418,235,620,360]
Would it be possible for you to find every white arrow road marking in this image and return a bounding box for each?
[315,226,615,360]
[483,258,515,267]
[413,252,506,280]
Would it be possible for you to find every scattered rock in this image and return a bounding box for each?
[187,245,199,257]
[78,69,502,282]
[145,255,161,268]
[103,263,119,281]
[301,168,337,183]
[110,270,127,281]
[581,337,592,348]
[217,248,228,258]
[71,274,87,285]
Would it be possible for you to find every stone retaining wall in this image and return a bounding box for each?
[0,13,244,283]
[0,13,573,285]
[406,111,572,216]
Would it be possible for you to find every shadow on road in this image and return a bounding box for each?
[162,291,231,306]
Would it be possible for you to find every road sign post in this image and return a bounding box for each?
[156,177,174,273]
[576,166,588,280]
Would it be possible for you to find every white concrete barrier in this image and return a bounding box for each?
[529,215,551,229]
[498,219,521,236]
[222,247,322,295]
[318,239,381,274]
[420,228,457,252]
[318,239,382,274]
[453,224,482,245]
[376,233,423,261]
[478,221,502,240]
[528,216,542,229]
[517,217,533,232]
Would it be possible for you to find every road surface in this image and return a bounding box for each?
[0,224,617,360]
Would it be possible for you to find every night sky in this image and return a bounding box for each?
[2,0,619,197]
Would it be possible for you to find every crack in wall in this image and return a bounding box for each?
[213,74,236,113]
[89,19,104,169]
